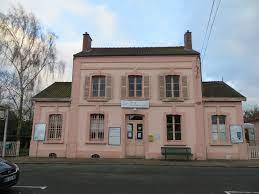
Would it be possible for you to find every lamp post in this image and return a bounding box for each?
[0,106,9,158]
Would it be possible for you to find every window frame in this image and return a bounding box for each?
[161,73,184,102]
[89,113,105,142]
[166,114,182,141]
[164,112,186,145]
[208,112,231,145]
[86,111,108,144]
[210,115,227,144]
[44,112,66,144]
[165,75,180,98]
[127,75,143,98]
[91,75,106,98]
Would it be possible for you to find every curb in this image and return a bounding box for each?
[8,160,259,168]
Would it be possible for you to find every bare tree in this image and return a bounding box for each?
[244,106,259,122]
[0,5,64,141]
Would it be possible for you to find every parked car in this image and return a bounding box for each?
[0,158,19,189]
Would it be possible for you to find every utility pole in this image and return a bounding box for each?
[2,109,9,158]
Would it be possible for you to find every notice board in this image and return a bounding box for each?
[34,123,46,141]
[230,125,244,144]
[109,127,121,145]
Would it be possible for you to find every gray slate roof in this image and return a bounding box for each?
[33,81,246,101]
[74,47,200,57]
[33,82,71,99]
[202,81,245,99]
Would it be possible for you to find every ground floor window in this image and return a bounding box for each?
[48,114,63,140]
[211,115,227,143]
[90,114,104,141]
[166,115,181,140]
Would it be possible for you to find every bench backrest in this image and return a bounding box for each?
[161,147,192,154]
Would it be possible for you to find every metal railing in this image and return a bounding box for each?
[0,141,20,157]
[249,146,259,159]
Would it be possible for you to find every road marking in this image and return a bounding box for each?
[225,192,259,194]
[13,186,48,190]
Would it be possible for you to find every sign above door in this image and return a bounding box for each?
[121,100,149,109]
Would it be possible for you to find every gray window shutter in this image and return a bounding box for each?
[84,76,90,99]
[144,75,150,99]
[182,75,189,99]
[121,76,127,99]
[159,75,165,100]
[106,75,112,100]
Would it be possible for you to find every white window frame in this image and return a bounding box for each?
[48,114,63,140]
[211,115,227,144]
[166,115,181,141]
[165,75,180,98]
[90,114,105,141]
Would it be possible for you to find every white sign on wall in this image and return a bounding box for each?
[34,123,46,141]
[230,125,244,144]
[109,127,121,146]
[121,100,149,109]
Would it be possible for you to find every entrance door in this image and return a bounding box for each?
[126,115,144,158]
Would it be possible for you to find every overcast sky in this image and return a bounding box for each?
[0,0,258,109]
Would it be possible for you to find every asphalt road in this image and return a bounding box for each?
[1,164,259,194]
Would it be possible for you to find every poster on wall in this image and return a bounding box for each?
[230,125,244,144]
[34,123,46,141]
[109,127,121,145]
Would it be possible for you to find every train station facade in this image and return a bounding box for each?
[29,31,248,160]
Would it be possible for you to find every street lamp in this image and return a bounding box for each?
[0,105,9,158]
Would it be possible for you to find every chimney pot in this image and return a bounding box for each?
[82,32,92,51]
[184,30,192,50]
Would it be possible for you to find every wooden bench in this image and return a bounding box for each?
[161,146,193,160]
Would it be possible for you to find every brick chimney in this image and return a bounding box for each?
[184,30,192,50]
[82,32,92,51]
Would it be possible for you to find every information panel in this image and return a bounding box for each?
[121,100,149,109]
[109,127,121,145]
[230,125,244,144]
[34,123,46,141]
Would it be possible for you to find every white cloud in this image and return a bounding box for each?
[0,0,118,87]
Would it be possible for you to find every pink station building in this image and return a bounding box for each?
[29,31,249,160]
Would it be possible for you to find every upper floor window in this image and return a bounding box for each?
[48,114,63,140]
[159,75,188,100]
[90,114,104,141]
[165,75,180,98]
[128,75,142,97]
[92,76,105,97]
[211,115,227,144]
[167,115,181,140]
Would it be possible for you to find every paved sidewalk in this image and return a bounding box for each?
[4,156,259,168]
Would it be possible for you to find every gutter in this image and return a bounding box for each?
[32,98,71,102]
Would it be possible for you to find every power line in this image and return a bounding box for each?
[200,0,215,56]
[202,0,221,63]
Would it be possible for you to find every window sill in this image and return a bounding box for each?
[85,141,107,145]
[86,98,109,102]
[162,98,184,102]
[210,143,232,146]
[43,140,64,144]
[164,141,186,146]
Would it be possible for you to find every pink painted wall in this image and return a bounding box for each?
[249,120,259,145]
[29,102,70,157]
[203,101,248,159]
[29,55,247,160]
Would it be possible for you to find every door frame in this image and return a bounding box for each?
[125,114,145,158]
